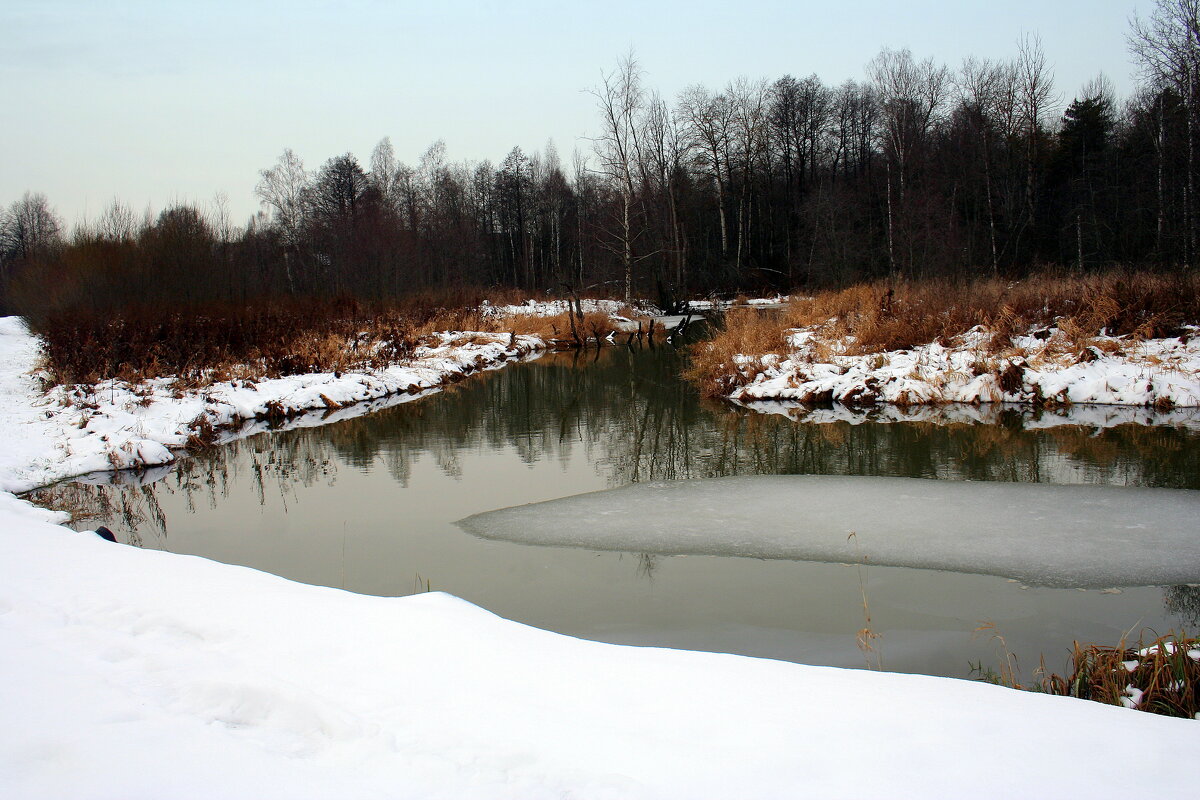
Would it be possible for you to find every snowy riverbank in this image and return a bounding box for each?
[0,316,544,494]
[724,324,1200,410]
[2,314,1199,797]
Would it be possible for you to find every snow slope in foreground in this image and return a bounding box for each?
[458,475,1200,588]
[2,492,1198,799]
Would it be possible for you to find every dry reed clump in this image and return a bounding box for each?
[971,627,1199,719]
[689,270,1200,397]
[1039,632,1200,718]
[684,307,796,397]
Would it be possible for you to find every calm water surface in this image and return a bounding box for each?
[51,343,1200,679]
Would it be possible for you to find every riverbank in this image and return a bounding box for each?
[688,272,1200,409]
[0,316,546,494]
[3,310,1199,797]
[1,297,679,493]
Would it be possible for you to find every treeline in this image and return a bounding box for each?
[4,1,1200,318]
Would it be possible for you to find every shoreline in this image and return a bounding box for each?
[0,319,548,496]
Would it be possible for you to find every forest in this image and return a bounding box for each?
[3,2,1200,322]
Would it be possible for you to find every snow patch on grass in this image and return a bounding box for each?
[731,324,1200,409]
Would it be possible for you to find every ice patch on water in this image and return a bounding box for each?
[457,475,1200,588]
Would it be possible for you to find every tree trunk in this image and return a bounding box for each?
[715,174,728,258]
[983,132,999,276]
[623,191,633,304]
[885,161,896,277]
[1077,212,1084,271]
[1157,92,1166,259]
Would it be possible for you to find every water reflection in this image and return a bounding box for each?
[1164,584,1200,627]
[40,347,1200,532]
[30,344,1200,677]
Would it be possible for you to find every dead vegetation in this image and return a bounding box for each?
[30,290,642,389]
[687,270,1200,397]
[1041,632,1200,718]
[973,629,1200,720]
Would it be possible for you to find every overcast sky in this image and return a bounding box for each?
[1,0,1153,228]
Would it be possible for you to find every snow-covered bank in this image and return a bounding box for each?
[458,475,1200,588]
[687,295,791,311]
[0,317,544,494]
[3,493,1198,799]
[481,298,648,318]
[725,325,1200,409]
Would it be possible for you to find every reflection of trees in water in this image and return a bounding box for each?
[1165,585,1200,627]
[32,432,338,546]
[690,409,1200,489]
[189,347,1200,492]
[32,479,168,548]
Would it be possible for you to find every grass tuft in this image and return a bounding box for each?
[971,629,1200,719]
[1041,631,1200,718]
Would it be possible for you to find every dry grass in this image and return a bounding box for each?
[974,629,1200,719]
[1040,632,1200,718]
[688,270,1200,397]
[33,290,637,388]
[683,306,797,397]
[36,297,422,387]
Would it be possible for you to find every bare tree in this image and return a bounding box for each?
[1130,0,1200,265]
[369,136,399,213]
[592,53,648,302]
[255,148,310,244]
[641,93,688,286]
[209,191,234,245]
[868,48,950,275]
[957,57,1009,273]
[255,148,310,292]
[1,191,62,261]
[96,198,137,242]
[727,77,771,271]
[1016,34,1057,233]
[678,84,735,259]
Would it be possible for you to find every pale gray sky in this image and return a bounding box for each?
[1,0,1153,228]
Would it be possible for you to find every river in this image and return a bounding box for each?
[41,341,1200,679]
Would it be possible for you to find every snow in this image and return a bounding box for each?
[480,298,655,318]
[458,475,1200,588]
[728,324,1200,409]
[687,295,792,311]
[3,314,1200,797]
[3,493,1199,799]
[613,313,697,333]
[1121,686,1146,709]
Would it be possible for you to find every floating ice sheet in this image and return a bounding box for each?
[457,476,1200,588]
